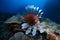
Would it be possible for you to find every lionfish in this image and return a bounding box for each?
[21,12,45,36]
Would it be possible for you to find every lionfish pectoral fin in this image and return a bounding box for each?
[21,23,28,29]
[32,27,36,36]
[25,27,31,35]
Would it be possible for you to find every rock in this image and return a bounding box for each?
[9,32,26,40]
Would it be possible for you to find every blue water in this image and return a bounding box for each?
[0,0,60,24]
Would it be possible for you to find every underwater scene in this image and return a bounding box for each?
[0,0,60,40]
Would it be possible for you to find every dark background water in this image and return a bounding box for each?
[0,0,60,24]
